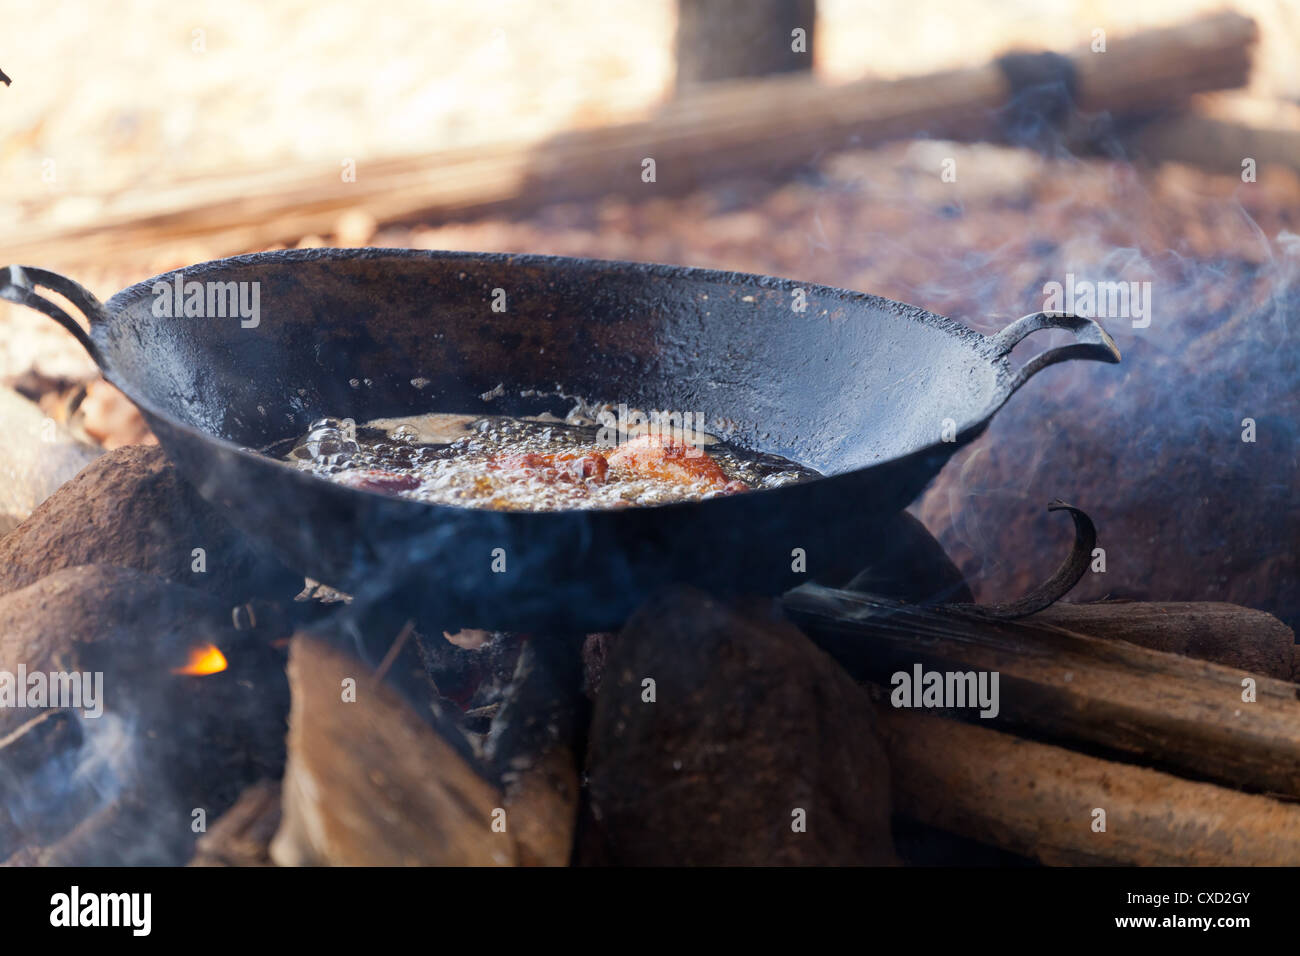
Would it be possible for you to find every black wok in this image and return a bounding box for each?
[2,250,1118,630]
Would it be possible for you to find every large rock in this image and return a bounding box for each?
[0,565,288,864]
[580,586,897,865]
[0,444,297,603]
[0,564,232,685]
[917,274,1300,633]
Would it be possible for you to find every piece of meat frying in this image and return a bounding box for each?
[337,469,423,494]
[486,451,609,484]
[606,434,747,493]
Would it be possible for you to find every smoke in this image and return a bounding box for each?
[0,711,135,860]
[917,215,1300,628]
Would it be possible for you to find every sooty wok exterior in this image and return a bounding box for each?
[2,250,1119,630]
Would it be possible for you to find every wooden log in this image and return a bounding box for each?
[1125,110,1300,178]
[785,584,1300,798]
[270,635,514,866]
[879,710,1300,866]
[484,636,584,867]
[0,12,1256,267]
[1071,12,1256,114]
[190,780,282,867]
[1028,600,1295,680]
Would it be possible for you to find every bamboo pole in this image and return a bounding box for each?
[881,710,1300,866]
[0,12,1257,267]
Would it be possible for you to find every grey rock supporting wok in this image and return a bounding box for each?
[1,249,1119,631]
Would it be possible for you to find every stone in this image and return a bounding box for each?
[580,586,897,865]
[0,444,298,604]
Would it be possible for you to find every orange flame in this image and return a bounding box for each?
[172,643,228,676]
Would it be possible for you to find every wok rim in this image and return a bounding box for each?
[100,247,1010,516]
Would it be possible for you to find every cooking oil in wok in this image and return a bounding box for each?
[269,412,821,511]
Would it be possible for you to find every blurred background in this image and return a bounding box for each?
[2,0,1299,624]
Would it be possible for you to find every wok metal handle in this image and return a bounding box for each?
[0,264,109,367]
[945,500,1095,620]
[989,312,1120,392]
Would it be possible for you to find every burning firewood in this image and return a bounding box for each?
[271,635,515,866]
[485,636,585,867]
[0,565,287,865]
[414,628,523,720]
[580,586,896,865]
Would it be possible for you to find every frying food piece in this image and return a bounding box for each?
[337,469,423,493]
[285,413,818,510]
[487,451,609,484]
[606,434,748,493]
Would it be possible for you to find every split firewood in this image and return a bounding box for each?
[1028,600,1295,680]
[880,710,1300,866]
[486,636,585,866]
[786,584,1300,798]
[0,444,299,604]
[579,586,896,865]
[74,379,155,449]
[0,386,101,534]
[190,780,282,867]
[271,635,514,866]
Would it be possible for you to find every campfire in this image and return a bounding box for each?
[0,2,1297,879]
[171,644,228,677]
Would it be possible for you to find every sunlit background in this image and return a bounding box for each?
[3,0,1299,622]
